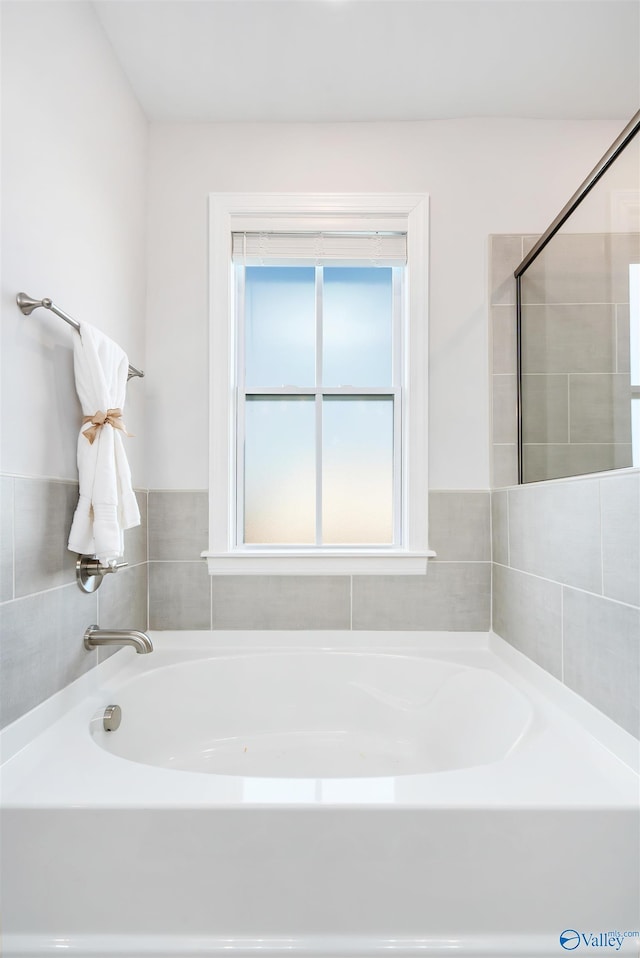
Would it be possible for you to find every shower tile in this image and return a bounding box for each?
[609,232,640,304]
[569,374,632,444]
[492,376,518,444]
[491,306,517,375]
[521,305,616,375]
[522,443,632,483]
[563,588,640,738]
[508,480,602,593]
[489,235,522,306]
[521,374,569,444]
[148,490,208,561]
[53,582,100,693]
[521,234,613,305]
[521,445,562,483]
[0,594,57,727]
[0,593,57,727]
[98,563,148,635]
[492,444,518,488]
[149,561,211,629]
[1,476,14,602]
[428,491,490,561]
[14,478,78,597]
[600,473,640,607]
[212,575,351,630]
[124,490,148,567]
[352,562,491,631]
[491,490,509,567]
[0,585,98,728]
[616,305,630,374]
[492,564,562,679]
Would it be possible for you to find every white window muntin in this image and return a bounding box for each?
[234,263,403,549]
[205,193,432,575]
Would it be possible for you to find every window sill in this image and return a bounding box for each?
[202,551,436,576]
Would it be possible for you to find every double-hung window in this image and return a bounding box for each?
[205,193,432,574]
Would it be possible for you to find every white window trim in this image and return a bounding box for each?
[203,192,434,575]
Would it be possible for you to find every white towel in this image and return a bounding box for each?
[67,322,140,562]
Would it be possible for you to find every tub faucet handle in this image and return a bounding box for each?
[76,555,128,593]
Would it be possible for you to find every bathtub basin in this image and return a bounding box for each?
[93,651,532,777]
[1,630,638,958]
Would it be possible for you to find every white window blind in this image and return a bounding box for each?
[231,231,407,267]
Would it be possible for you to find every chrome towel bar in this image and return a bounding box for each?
[16,292,144,380]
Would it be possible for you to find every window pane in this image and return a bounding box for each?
[322,398,393,544]
[323,268,393,387]
[245,267,316,387]
[244,397,315,544]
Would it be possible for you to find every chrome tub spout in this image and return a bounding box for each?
[84,625,153,654]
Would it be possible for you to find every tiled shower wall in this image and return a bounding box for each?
[492,472,640,738]
[489,234,527,488]
[489,233,637,485]
[490,235,640,739]
[0,477,147,728]
[520,232,636,481]
[148,490,491,632]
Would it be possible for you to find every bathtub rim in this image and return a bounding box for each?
[2,629,637,778]
[0,930,616,958]
[2,629,500,765]
[1,630,638,811]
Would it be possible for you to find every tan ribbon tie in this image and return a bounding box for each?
[81,408,132,444]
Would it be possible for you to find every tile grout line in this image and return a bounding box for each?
[491,560,639,611]
[0,561,149,607]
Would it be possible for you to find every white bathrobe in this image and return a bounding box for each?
[67,323,140,561]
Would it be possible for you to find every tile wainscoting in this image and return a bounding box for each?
[492,470,639,738]
[0,477,148,728]
[147,489,492,632]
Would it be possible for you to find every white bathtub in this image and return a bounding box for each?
[94,650,534,778]
[1,630,638,958]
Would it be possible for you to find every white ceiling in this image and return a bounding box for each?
[93,0,640,123]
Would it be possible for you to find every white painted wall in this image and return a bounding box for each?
[1,1,149,485]
[145,118,623,489]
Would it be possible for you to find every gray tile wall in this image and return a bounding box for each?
[490,234,639,739]
[492,471,640,737]
[489,234,526,487]
[0,476,148,728]
[147,489,491,633]
[490,233,637,485]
